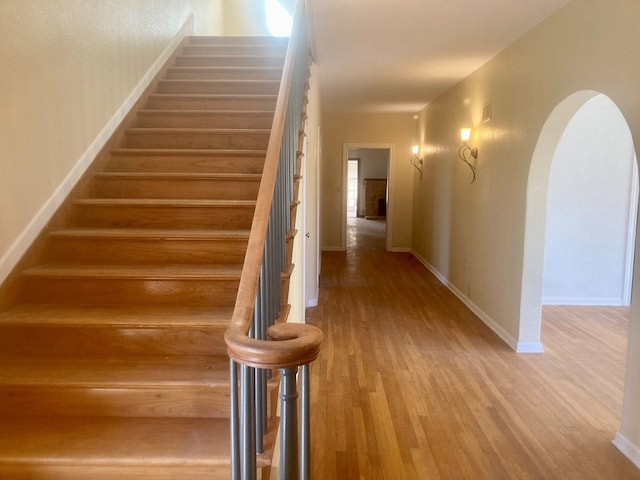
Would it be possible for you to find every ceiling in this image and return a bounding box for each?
[307,0,569,113]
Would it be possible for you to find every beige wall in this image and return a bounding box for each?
[0,0,223,280]
[411,0,640,454]
[224,0,271,35]
[321,113,415,251]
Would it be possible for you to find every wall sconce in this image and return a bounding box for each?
[411,145,423,179]
[458,128,477,184]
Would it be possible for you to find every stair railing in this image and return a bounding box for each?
[225,1,323,479]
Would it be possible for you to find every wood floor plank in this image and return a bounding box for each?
[307,217,640,479]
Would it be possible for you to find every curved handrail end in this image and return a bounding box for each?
[225,323,323,370]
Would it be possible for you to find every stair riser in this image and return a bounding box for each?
[93,177,260,200]
[135,112,274,129]
[181,45,286,56]
[21,278,239,306]
[0,386,230,418]
[72,204,255,229]
[157,80,279,95]
[0,326,228,356]
[106,153,265,174]
[165,67,282,81]
[125,131,269,150]
[175,55,284,68]
[47,237,248,264]
[146,94,277,111]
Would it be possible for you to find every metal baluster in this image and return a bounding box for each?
[258,256,269,451]
[253,302,264,454]
[241,363,256,480]
[280,367,299,480]
[230,360,240,480]
[300,364,310,480]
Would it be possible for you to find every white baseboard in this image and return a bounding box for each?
[613,432,640,470]
[389,247,411,253]
[516,342,544,354]
[543,296,625,307]
[410,250,540,354]
[0,16,194,287]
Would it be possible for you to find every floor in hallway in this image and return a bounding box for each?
[307,217,640,479]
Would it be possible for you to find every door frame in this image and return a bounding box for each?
[341,143,394,251]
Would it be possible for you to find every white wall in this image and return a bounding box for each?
[543,94,637,306]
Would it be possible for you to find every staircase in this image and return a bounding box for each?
[0,35,290,480]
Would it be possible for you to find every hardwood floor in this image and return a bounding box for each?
[307,217,640,479]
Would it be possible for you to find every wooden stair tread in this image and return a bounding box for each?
[188,35,288,44]
[110,148,267,156]
[136,109,275,116]
[50,228,251,240]
[74,198,256,206]
[94,172,261,180]
[0,304,234,326]
[147,93,277,100]
[158,79,280,87]
[125,127,270,135]
[0,416,232,465]
[0,354,228,387]
[166,66,282,73]
[22,263,243,279]
[177,54,284,60]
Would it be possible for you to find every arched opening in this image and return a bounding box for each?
[520,90,638,347]
[543,95,638,307]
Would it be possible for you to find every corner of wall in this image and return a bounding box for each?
[613,432,640,471]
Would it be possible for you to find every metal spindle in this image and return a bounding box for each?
[253,304,265,454]
[300,364,310,480]
[241,364,256,479]
[280,368,300,480]
[230,360,240,480]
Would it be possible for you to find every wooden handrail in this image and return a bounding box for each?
[224,0,323,371]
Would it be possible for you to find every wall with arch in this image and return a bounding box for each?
[411,0,640,460]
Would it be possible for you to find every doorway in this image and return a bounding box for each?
[343,146,391,250]
[347,159,359,218]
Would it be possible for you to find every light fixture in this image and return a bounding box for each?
[458,128,477,184]
[410,145,423,179]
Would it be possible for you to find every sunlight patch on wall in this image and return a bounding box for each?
[266,0,292,36]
